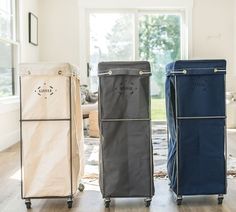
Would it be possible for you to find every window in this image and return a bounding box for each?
[0,0,17,97]
[88,10,186,120]
[138,12,182,120]
[89,13,135,91]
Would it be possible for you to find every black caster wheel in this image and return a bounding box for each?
[67,197,73,209]
[176,196,183,205]
[218,195,224,205]
[104,198,111,208]
[144,198,152,207]
[78,183,85,192]
[67,200,73,209]
[25,199,31,209]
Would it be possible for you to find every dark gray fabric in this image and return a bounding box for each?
[100,75,149,119]
[98,61,154,198]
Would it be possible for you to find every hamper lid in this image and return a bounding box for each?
[98,61,151,76]
[166,60,226,76]
[19,63,80,77]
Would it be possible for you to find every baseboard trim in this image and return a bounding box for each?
[0,129,20,151]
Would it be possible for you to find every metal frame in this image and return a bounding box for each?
[98,69,154,203]
[174,76,180,196]
[171,69,227,200]
[20,76,74,202]
[224,74,228,193]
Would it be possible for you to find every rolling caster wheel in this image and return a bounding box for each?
[176,196,183,205]
[78,183,85,192]
[67,197,73,209]
[104,198,111,208]
[25,199,31,209]
[218,194,224,205]
[67,200,73,208]
[144,198,152,207]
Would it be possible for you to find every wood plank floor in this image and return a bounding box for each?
[1,131,236,212]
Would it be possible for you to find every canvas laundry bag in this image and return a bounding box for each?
[20,63,84,198]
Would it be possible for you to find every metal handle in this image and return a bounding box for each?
[170,69,187,75]
[214,68,226,73]
[98,70,112,76]
[139,70,151,75]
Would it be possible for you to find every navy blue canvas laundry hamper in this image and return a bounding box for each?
[165,60,227,205]
[98,61,154,208]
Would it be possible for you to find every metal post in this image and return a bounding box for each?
[19,76,23,199]
[98,76,106,198]
[148,74,153,197]
[174,76,179,196]
[224,75,227,193]
[69,76,73,197]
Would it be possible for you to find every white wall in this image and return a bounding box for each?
[192,0,236,127]
[0,0,40,151]
[39,0,79,71]
[192,0,235,90]
[234,0,236,77]
[0,98,20,151]
[20,0,39,62]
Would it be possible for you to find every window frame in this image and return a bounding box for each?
[86,8,188,89]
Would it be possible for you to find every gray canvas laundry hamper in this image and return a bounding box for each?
[98,61,155,208]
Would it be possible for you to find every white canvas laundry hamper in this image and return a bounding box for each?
[19,63,84,209]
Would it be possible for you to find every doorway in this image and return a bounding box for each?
[88,10,185,121]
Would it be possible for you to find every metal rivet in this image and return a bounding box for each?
[58,70,62,75]
[214,68,218,73]
[27,70,31,75]
[139,71,143,75]
[183,69,187,74]
[108,70,112,75]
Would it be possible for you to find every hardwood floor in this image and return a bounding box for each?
[1,131,236,212]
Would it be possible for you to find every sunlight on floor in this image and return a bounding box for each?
[10,169,21,181]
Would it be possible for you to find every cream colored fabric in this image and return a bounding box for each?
[20,63,84,198]
[21,76,70,119]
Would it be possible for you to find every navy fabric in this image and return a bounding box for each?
[166,60,227,195]
[177,75,225,117]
